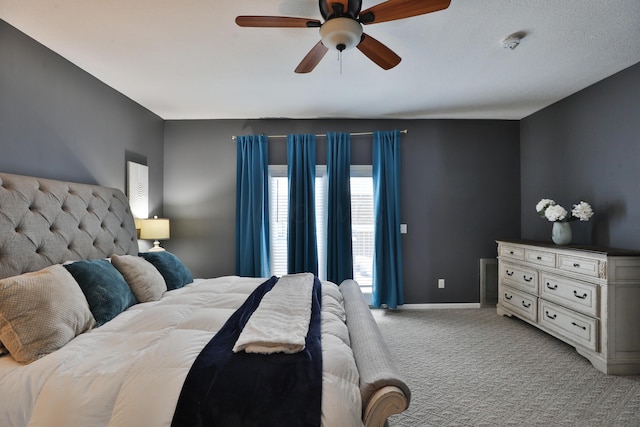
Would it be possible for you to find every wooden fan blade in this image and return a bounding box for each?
[236,16,321,28]
[295,41,329,73]
[356,33,401,70]
[360,0,450,25]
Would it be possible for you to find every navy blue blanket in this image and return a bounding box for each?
[171,276,323,427]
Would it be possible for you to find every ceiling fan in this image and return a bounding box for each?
[236,0,451,73]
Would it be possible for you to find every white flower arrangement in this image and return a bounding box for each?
[571,201,594,221]
[536,199,594,222]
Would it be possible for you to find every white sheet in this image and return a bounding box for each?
[0,276,362,427]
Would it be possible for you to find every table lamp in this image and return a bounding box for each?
[140,216,170,252]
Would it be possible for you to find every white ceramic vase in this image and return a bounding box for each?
[552,221,572,245]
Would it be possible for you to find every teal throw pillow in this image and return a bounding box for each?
[139,251,193,291]
[64,259,138,327]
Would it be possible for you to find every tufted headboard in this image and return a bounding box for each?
[0,172,138,280]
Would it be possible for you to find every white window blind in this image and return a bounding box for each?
[269,167,288,278]
[350,166,373,292]
[315,166,327,280]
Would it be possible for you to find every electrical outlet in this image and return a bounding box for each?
[438,278,445,289]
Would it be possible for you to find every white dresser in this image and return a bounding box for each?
[496,240,640,374]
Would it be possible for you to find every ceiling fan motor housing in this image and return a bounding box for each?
[320,17,363,51]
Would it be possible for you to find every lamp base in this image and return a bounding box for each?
[148,240,166,252]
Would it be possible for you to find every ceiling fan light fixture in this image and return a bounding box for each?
[320,17,363,52]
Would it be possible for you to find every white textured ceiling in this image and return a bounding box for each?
[1,0,639,120]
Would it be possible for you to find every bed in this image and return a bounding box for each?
[0,172,409,427]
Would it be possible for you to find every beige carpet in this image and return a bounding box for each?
[373,308,640,427]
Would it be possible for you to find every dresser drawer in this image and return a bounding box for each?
[525,249,556,268]
[501,285,537,322]
[540,273,599,316]
[538,300,598,352]
[500,262,538,294]
[558,254,602,278]
[499,244,525,261]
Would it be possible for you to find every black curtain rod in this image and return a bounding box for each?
[231,129,408,141]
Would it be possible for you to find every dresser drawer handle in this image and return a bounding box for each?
[523,276,533,282]
[573,290,588,299]
[546,282,558,290]
[504,294,513,300]
[505,270,514,276]
[545,311,557,320]
[571,322,587,331]
[536,256,542,260]
[573,263,580,268]
[522,301,532,308]
[509,251,514,255]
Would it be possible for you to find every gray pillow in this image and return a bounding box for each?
[0,265,95,364]
[111,254,167,302]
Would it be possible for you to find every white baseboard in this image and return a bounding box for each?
[362,292,481,310]
[395,303,481,310]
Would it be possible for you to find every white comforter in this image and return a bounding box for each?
[0,276,362,427]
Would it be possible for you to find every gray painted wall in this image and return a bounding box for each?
[0,20,164,212]
[164,119,520,304]
[3,15,639,304]
[520,62,640,250]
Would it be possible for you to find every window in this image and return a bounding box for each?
[350,166,374,292]
[268,166,289,278]
[268,165,373,292]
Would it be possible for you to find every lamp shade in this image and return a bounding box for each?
[140,217,170,240]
